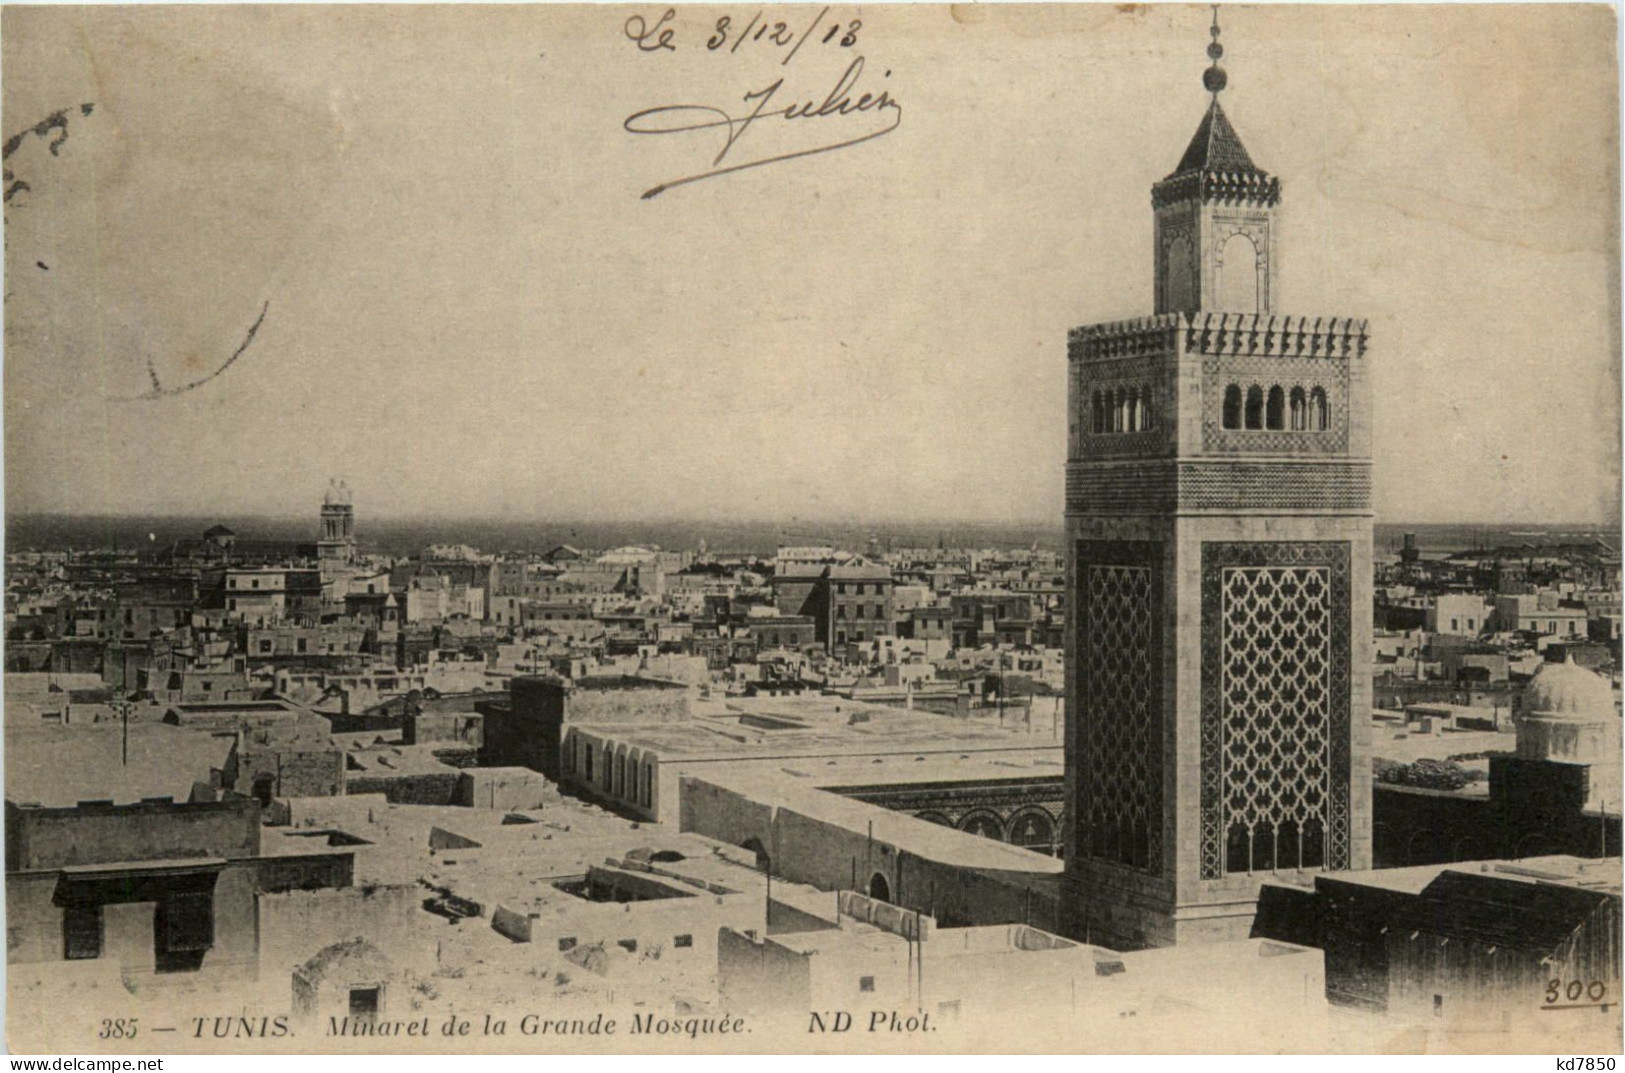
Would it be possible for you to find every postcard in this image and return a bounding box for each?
[3,2,1620,1056]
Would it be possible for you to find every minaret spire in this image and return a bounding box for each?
[1204,6,1227,97]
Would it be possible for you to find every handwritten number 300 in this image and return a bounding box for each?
[1546,979,1609,1005]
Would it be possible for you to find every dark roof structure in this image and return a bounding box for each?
[1151,11,1282,210]
[1169,99,1262,178]
[163,537,316,565]
[1389,870,1616,952]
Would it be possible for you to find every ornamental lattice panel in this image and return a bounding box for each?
[1076,540,1162,873]
[1199,542,1351,880]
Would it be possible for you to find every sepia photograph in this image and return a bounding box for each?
[0,1,1620,1057]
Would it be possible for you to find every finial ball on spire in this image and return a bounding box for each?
[1204,5,1227,95]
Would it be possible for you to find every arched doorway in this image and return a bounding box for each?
[252,773,276,806]
[868,872,891,903]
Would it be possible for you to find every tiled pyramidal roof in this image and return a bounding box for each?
[1170,99,1261,178]
[1153,99,1281,208]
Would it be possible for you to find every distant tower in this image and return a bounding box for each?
[318,479,357,565]
[1063,12,1373,949]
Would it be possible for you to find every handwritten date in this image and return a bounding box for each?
[626,8,859,60]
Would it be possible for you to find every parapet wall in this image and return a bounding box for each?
[257,883,426,980]
[6,797,260,871]
[570,683,692,724]
[1181,313,1367,359]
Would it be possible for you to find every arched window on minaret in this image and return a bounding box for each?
[1126,388,1141,432]
[1244,385,1264,430]
[1113,389,1126,432]
[1277,819,1301,871]
[1226,823,1250,876]
[1165,234,1195,314]
[1222,385,1242,430]
[1091,392,1103,433]
[1289,387,1307,430]
[1301,817,1326,869]
[1139,386,1154,431]
[1266,386,1285,430]
[1309,387,1329,431]
[1218,232,1260,313]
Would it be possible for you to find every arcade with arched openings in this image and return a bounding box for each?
[832,782,1066,859]
[1220,381,1331,432]
[957,810,1006,841]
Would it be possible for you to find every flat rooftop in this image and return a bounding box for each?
[769,918,1089,960]
[1371,723,1514,767]
[1319,854,1623,897]
[799,749,1062,789]
[6,722,233,808]
[4,673,109,699]
[343,742,460,778]
[573,694,1063,766]
[269,792,777,912]
[687,767,1064,878]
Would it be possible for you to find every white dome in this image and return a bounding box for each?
[323,479,352,507]
[1524,657,1616,722]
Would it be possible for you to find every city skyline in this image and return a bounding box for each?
[3,5,1618,526]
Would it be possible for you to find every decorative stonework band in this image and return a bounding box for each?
[1065,460,1372,514]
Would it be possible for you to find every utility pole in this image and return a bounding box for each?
[997,650,1006,726]
[112,698,131,765]
[767,821,779,931]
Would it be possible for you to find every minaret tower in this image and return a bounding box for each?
[1063,10,1373,949]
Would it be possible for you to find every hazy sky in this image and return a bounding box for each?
[3,4,1618,525]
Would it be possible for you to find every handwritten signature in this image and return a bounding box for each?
[624,56,900,199]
